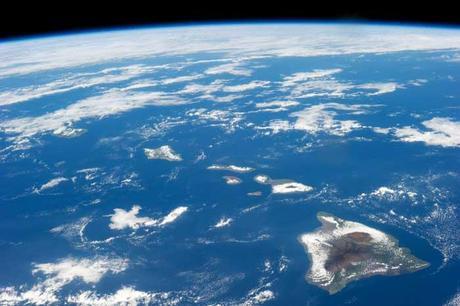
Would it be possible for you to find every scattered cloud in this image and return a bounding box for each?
[0,65,153,106]
[393,117,460,147]
[109,205,188,230]
[223,80,270,93]
[144,145,182,162]
[3,25,460,78]
[255,100,300,109]
[66,286,179,306]
[0,256,128,305]
[33,177,69,193]
[0,89,186,145]
[281,69,343,87]
[280,68,399,99]
[214,217,233,228]
[207,164,255,173]
[205,62,252,76]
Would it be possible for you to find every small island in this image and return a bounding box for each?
[298,212,429,294]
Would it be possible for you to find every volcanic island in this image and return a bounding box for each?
[298,212,430,294]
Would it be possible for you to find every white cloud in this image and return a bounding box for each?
[393,117,460,147]
[358,82,399,95]
[33,177,68,193]
[144,145,182,161]
[0,256,128,305]
[286,103,375,136]
[444,291,460,306]
[179,80,226,95]
[223,176,242,185]
[3,24,460,78]
[66,286,179,306]
[207,164,254,173]
[280,69,399,99]
[207,94,244,103]
[205,62,252,76]
[371,186,397,197]
[253,174,313,194]
[373,127,391,134]
[159,74,204,85]
[281,69,343,87]
[0,89,186,145]
[223,80,270,92]
[109,205,188,230]
[214,217,233,228]
[0,65,153,106]
[109,205,156,230]
[186,108,245,132]
[272,182,313,194]
[255,120,291,135]
[158,206,188,226]
[255,100,300,109]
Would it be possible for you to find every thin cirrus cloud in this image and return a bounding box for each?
[2,24,460,78]
[205,61,253,76]
[0,89,187,145]
[0,65,155,107]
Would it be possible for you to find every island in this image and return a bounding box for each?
[298,212,429,294]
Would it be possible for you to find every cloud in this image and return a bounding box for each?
[159,74,204,85]
[33,177,68,193]
[205,61,252,76]
[3,25,460,78]
[214,217,233,228]
[66,286,179,306]
[144,145,183,162]
[0,65,153,106]
[207,164,255,173]
[158,206,188,226]
[290,103,375,135]
[257,103,376,136]
[179,80,226,95]
[255,100,300,109]
[393,117,460,147]
[223,80,270,92]
[0,89,186,145]
[253,174,313,194]
[358,82,399,95]
[0,256,128,305]
[243,290,275,305]
[280,69,399,99]
[109,205,188,230]
[186,108,245,132]
[281,69,343,87]
[271,182,313,194]
[109,205,156,230]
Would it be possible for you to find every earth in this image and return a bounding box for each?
[0,23,459,305]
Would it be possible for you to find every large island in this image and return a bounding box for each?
[298,212,430,294]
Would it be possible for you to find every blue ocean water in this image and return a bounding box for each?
[0,27,459,305]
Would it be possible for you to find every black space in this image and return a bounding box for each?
[1,2,460,40]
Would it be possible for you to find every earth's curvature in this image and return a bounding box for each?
[0,23,459,305]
